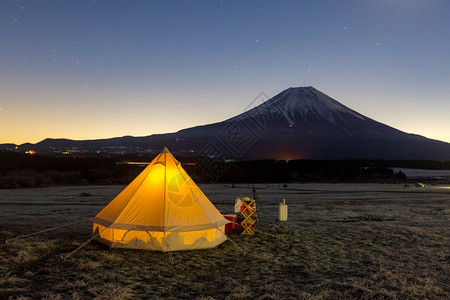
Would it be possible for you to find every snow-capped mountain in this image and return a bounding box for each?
[5,87,450,160]
[224,86,393,138]
[174,86,450,159]
[241,86,366,127]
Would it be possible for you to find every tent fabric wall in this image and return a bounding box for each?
[92,224,226,252]
[90,147,229,251]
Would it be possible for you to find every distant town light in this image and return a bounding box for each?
[25,150,35,155]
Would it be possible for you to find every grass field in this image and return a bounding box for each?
[0,183,449,299]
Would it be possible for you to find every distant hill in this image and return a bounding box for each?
[3,86,450,160]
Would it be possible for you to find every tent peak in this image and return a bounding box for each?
[162,147,170,153]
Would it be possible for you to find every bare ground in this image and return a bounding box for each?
[0,183,449,299]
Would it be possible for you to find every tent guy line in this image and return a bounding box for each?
[4,219,90,244]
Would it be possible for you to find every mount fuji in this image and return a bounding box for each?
[171,86,450,160]
[5,87,450,160]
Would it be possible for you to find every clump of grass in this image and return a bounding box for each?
[77,260,100,271]
[101,252,122,262]
[254,252,276,262]
[5,238,56,265]
[0,230,13,238]
[0,272,31,286]
[257,294,278,300]
[87,283,133,299]
[296,291,313,300]
[15,296,32,300]
[35,240,56,251]
[24,271,34,278]
[0,251,8,264]
[13,249,38,263]
[54,279,88,291]
[69,291,82,300]
[225,285,253,300]
[40,292,64,300]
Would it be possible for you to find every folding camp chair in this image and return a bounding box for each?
[240,198,256,235]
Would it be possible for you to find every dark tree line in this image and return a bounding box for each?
[0,151,143,188]
[188,159,408,184]
[1,150,448,188]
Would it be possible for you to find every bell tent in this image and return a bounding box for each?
[90,147,229,251]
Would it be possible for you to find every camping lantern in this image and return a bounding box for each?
[278,198,288,222]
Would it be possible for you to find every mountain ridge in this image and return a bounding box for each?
[2,86,450,160]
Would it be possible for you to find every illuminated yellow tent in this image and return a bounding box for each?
[90,147,229,251]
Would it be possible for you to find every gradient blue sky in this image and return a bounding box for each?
[1,0,449,145]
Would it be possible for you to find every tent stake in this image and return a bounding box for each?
[167,250,174,264]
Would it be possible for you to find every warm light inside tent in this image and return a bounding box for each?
[93,224,226,252]
[149,164,165,185]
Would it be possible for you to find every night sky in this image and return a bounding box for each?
[1,0,449,145]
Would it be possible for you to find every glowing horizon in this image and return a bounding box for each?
[1,1,449,145]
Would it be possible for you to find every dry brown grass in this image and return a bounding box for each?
[4,239,57,265]
[54,280,88,291]
[0,231,13,238]
[225,285,253,300]
[87,283,133,299]
[15,296,33,300]
[13,249,38,263]
[77,260,100,271]
[41,293,64,300]
[0,183,449,299]
[100,252,123,262]
[0,272,31,286]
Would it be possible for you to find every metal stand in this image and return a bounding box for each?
[276,219,288,231]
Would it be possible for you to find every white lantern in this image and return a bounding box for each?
[278,198,288,222]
